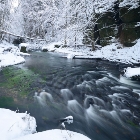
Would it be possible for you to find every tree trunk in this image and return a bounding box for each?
[92,42,95,51]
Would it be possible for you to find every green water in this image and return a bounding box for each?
[0,97,14,108]
[0,66,45,97]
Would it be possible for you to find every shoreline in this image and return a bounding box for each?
[42,40,140,65]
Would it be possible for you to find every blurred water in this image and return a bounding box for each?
[23,52,140,140]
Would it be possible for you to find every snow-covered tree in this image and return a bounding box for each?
[1,0,139,47]
[9,0,24,35]
[0,0,11,40]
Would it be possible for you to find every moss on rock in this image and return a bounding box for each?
[0,66,46,97]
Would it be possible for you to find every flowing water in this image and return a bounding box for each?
[1,52,140,140]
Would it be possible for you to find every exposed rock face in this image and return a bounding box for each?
[120,22,140,46]
[119,6,140,46]
[83,1,140,47]
[120,6,140,23]
[96,12,116,46]
[20,46,27,53]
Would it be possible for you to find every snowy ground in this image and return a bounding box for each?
[0,41,29,68]
[0,109,90,140]
[0,38,140,77]
[124,67,140,78]
[42,39,140,64]
[42,39,140,78]
[0,108,36,140]
[14,129,90,140]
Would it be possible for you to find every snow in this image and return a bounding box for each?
[0,53,25,68]
[19,43,29,48]
[0,108,36,140]
[64,116,73,124]
[42,42,62,52]
[45,39,140,65]
[135,22,140,27]
[44,39,140,78]
[93,0,140,14]
[67,53,75,59]
[119,0,140,9]
[0,108,90,140]
[14,129,91,140]
[93,0,116,14]
[0,42,28,68]
[124,67,140,78]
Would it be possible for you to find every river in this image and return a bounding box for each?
[1,52,140,140]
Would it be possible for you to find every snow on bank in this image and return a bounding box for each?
[67,53,75,59]
[14,129,91,140]
[19,43,29,48]
[0,108,90,140]
[124,67,140,78]
[44,39,140,64]
[44,39,140,79]
[0,108,36,140]
[42,42,62,52]
[89,39,140,64]
[0,42,27,68]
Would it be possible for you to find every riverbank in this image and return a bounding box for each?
[1,39,140,68]
[0,108,90,140]
[43,39,140,64]
[0,108,36,140]
[0,41,29,68]
[0,50,140,140]
[42,39,140,78]
[1,39,140,79]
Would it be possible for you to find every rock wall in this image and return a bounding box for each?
[96,11,117,46]
[83,1,140,47]
[119,6,140,46]
[98,3,140,47]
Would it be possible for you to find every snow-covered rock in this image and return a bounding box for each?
[0,108,36,140]
[0,42,26,68]
[19,43,29,53]
[67,54,75,59]
[64,116,73,124]
[18,52,30,56]
[92,0,139,14]
[0,108,90,140]
[60,116,74,126]
[46,39,140,64]
[19,43,29,48]
[119,0,140,9]
[42,42,62,52]
[124,67,140,78]
[14,129,91,140]
[0,53,25,68]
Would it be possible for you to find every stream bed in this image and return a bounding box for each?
[0,52,140,140]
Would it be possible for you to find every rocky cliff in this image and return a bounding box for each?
[83,0,140,48]
[119,6,140,46]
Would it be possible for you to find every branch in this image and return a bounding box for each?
[0,29,45,41]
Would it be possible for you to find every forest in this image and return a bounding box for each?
[0,0,139,50]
